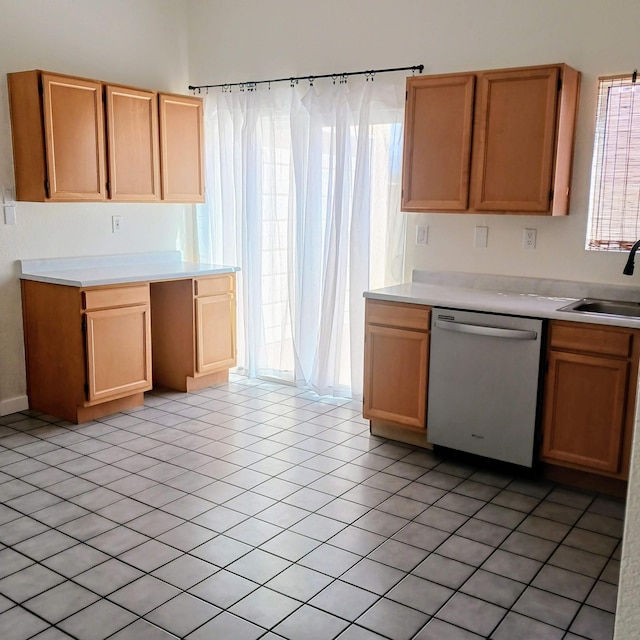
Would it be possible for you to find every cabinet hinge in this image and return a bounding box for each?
[558,77,562,91]
[549,189,554,202]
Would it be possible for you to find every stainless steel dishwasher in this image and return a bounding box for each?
[427,308,543,467]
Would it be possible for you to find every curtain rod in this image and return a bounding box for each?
[188,64,424,92]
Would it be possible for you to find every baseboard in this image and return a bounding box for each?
[0,395,29,417]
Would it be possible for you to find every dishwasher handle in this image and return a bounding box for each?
[434,318,538,341]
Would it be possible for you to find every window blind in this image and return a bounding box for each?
[587,73,640,251]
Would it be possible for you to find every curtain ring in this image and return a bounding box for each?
[308,76,314,87]
[332,74,338,85]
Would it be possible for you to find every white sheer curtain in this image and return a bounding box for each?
[196,76,406,399]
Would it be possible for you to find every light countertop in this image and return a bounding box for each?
[19,252,239,287]
[365,271,640,329]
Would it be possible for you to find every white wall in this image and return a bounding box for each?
[185,1,640,638]
[0,0,194,414]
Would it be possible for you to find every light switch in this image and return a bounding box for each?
[4,206,16,225]
[3,187,16,205]
[474,226,488,248]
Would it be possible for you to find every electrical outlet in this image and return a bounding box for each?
[112,215,122,233]
[523,228,537,249]
[474,226,488,248]
[416,225,428,245]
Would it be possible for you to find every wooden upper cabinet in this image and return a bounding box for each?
[472,67,559,212]
[105,85,160,201]
[159,93,205,203]
[8,70,205,203]
[402,74,475,211]
[401,63,580,215]
[8,70,106,201]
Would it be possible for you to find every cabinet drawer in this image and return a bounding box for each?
[550,321,632,358]
[366,300,431,331]
[194,275,234,297]
[83,284,150,310]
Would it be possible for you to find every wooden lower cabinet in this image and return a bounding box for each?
[363,299,431,446]
[85,304,152,402]
[541,320,640,480]
[22,273,237,423]
[361,304,638,487]
[195,292,236,374]
[151,273,237,392]
[21,280,152,423]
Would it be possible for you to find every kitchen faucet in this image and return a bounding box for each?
[623,239,640,275]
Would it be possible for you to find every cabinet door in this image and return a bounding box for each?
[85,304,152,402]
[159,93,205,202]
[471,66,559,212]
[363,324,429,429]
[402,74,475,211]
[41,73,106,200]
[195,293,237,374]
[541,351,628,473]
[105,85,160,201]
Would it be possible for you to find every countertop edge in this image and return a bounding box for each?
[19,254,240,288]
[364,285,640,330]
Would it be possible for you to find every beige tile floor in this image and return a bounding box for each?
[0,376,624,639]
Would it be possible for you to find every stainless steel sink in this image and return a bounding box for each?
[560,298,640,318]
